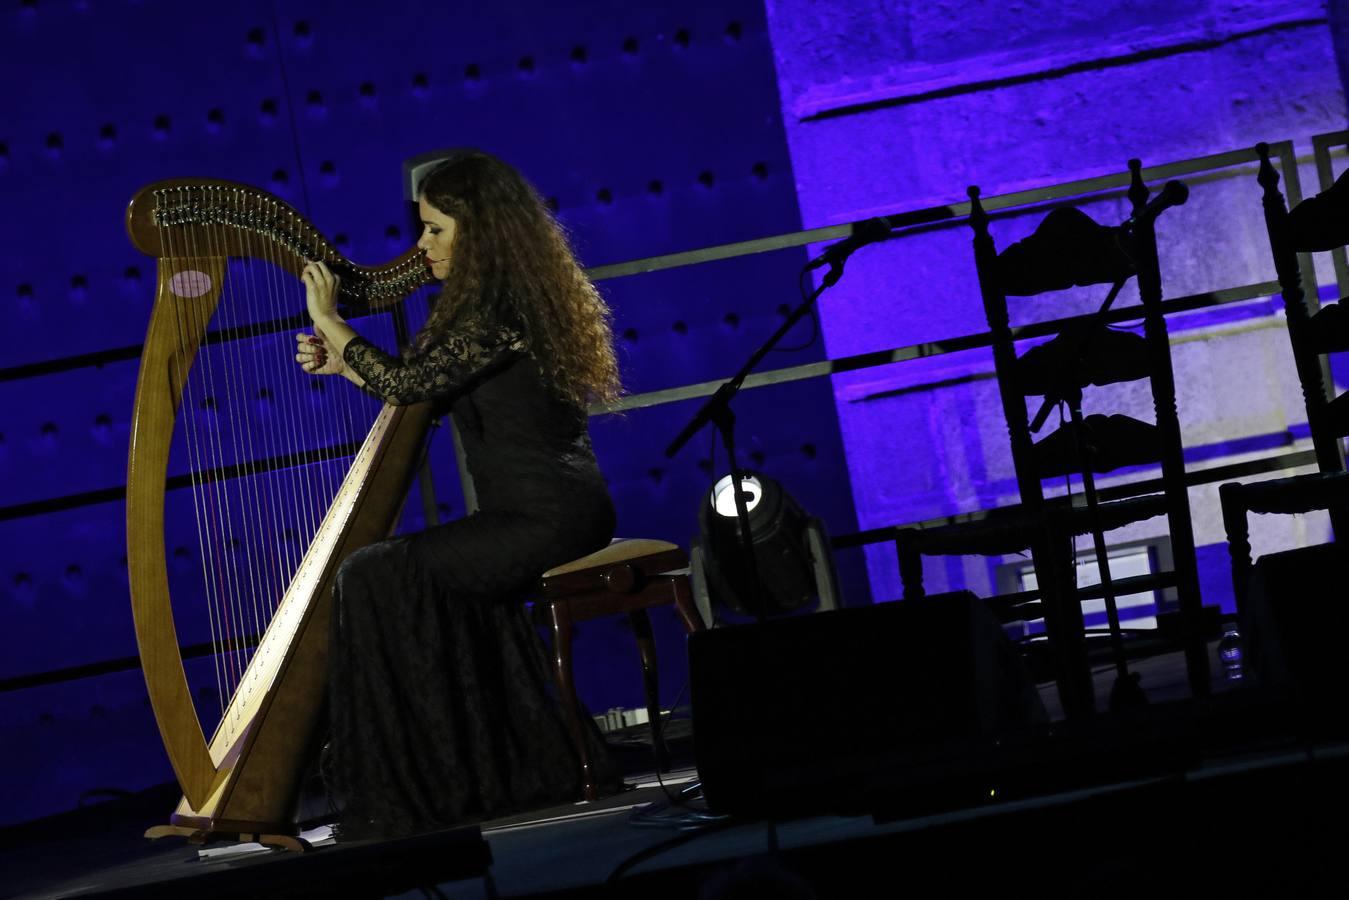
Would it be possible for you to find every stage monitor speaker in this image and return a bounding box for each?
[689,591,1048,818]
[1244,541,1349,735]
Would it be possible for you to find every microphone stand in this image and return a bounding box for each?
[665,241,865,623]
[663,230,875,816]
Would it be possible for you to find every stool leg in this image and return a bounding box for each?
[547,600,597,802]
[628,609,671,773]
[670,575,704,633]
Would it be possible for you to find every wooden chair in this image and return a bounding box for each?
[895,161,1211,718]
[535,538,703,801]
[1218,144,1349,615]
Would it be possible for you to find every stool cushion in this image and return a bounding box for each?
[542,539,681,577]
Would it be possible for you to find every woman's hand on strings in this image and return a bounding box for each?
[301,259,341,324]
[295,332,346,376]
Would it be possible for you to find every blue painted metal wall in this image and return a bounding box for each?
[0,0,862,825]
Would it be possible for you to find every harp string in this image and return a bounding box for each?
[156,183,398,740]
[159,190,229,725]
[225,188,273,650]
[185,190,248,721]
[210,188,269,696]
[237,188,296,634]
[200,191,253,722]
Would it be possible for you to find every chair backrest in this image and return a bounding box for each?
[967,161,1198,573]
[966,162,1206,696]
[1255,142,1348,476]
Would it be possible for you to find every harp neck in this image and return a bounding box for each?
[126,178,430,311]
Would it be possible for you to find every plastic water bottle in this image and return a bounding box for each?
[1217,621,1243,682]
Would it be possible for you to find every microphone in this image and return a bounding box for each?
[806,217,895,271]
[1129,180,1188,225]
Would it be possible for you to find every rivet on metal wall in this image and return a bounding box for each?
[0,141,8,172]
[152,115,171,140]
[621,327,638,342]
[517,56,535,76]
[319,160,338,187]
[91,413,111,443]
[293,20,313,48]
[674,28,691,48]
[647,467,664,483]
[206,108,225,134]
[671,320,687,335]
[359,81,377,103]
[70,274,87,303]
[647,179,664,196]
[752,161,768,180]
[97,124,116,150]
[123,265,141,285]
[749,450,765,467]
[412,72,429,97]
[334,232,350,249]
[776,303,791,317]
[698,170,715,188]
[596,187,613,205]
[800,442,817,460]
[622,36,639,55]
[696,457,712,475]
[725,21,743,42]
[307,90,326,117]
[19,0,37,13]
[246,26,266,58]
[569,45,587,65]
[464,63,481,81]
[722,311,739,328]
[45,132,62,159]
[259,98,278,125]
[271,168,288,186]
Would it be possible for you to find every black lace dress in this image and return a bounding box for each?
[324,319,619,840]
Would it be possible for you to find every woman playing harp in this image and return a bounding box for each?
[294,149,622,841]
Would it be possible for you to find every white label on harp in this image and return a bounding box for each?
[170,270,213,298]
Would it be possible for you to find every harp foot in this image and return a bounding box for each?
[145,824,311,853]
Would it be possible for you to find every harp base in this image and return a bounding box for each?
[146,819,310,853]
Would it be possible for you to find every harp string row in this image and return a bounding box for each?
[154,186,378,743]
[158,198,233,720]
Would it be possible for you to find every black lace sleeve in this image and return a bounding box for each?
[343,323,526,406]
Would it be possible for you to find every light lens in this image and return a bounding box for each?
[711,474,762,517]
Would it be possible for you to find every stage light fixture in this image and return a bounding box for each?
[691,470,838,625]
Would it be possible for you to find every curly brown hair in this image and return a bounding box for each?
[416,150,621,409]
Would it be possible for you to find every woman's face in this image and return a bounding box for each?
[417,196,458,280]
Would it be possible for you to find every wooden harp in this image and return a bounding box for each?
[125,179,432,848]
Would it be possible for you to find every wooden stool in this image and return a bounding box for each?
[536,539,703,801]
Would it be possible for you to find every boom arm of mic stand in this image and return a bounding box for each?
[664,274,834,460]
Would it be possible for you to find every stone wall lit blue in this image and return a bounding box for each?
[767,0,1347,607]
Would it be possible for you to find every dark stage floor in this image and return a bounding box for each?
[3,643,1345,899]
